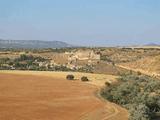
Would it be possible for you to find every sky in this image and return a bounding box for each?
[0,0,160,46]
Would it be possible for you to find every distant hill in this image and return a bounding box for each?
[0,39,72,49]
[145,43,160,46]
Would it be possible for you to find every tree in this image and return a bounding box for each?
[66,74,74,80]
[81,76,89,82]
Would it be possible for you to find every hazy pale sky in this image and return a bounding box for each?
[0,0,160,46]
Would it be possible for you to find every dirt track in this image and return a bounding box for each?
[0,72,128,120]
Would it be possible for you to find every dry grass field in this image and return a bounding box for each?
[0,71,128,120]
[117,55,160,78]
[0,70,118,87]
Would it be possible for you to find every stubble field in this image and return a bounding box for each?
[0,71,128,120]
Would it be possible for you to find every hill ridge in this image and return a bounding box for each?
[0,39,72,48]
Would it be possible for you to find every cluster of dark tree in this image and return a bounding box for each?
[0,54,93,73]
[101,73,160,120]
[29,48,77,53]
[100,55,116,66]
[66,74,89,82]
[0,54,74,71]
[81,76,89,81]
[0,48,76,53]
[66,74,75,80]
[77,64,93,73]
[14,54,46,62]
[0,54,46,70]
[100,55,112,62]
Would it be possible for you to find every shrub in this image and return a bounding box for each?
[137,71,142,75]
[66,74,74,80]
[105,81,111,86]
[101,74,160,120]
[81,76,89,82]
[129,104,150,120]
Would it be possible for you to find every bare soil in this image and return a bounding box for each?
[0,72,128,120]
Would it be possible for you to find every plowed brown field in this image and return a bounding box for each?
[0,71,128,120]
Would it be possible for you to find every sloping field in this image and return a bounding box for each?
[118,55,160,78]
[93,62,128,75]
[0,71,128,120]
